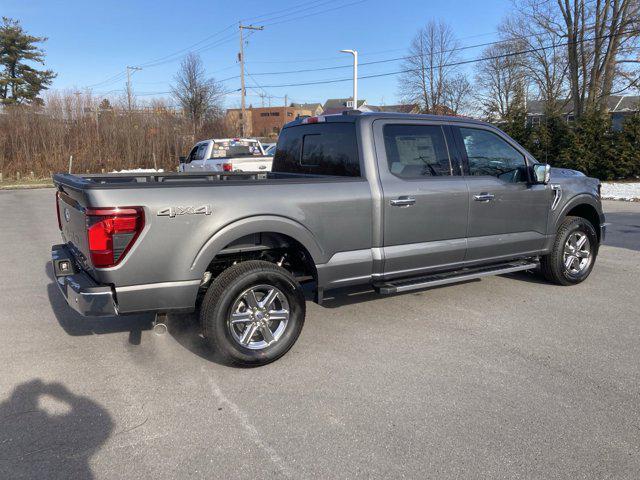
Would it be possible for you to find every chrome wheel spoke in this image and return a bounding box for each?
[268,309,289,321]
[240,323,259,345]
[576,234,588,250]
[260,325,275,344]
[564,255,577,269]
[231,311,252,324]
[243,290,259,309]
[260,288,278,310]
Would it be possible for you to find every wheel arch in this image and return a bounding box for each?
[554,194,602,242]
[190,215,325,279]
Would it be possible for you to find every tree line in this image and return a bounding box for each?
[399,0,640,179]
[1,2,640,180]
[0,17,229,178]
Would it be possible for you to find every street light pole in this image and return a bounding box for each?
[340,49,358,109]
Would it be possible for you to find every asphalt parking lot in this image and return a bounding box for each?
[1,188,639,479]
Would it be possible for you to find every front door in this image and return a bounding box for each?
[373,120,469,279]
[452,126,553,262]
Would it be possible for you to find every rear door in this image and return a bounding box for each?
[373,119,469,279]
[452,125,553,261]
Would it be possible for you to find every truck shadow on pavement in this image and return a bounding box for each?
[45,262,153,345]
[0,379,113,479]
[165,312,237,367]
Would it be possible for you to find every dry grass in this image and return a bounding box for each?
[0,92,233,180]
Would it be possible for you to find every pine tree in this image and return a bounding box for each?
[614,114,640,179]
[561,111,613,179]
[0,17,56,105]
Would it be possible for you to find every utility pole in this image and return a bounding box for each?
[126,66,142,112]
[339,49,358,109]
[239,23,264,137]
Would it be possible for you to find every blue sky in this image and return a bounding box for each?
[4,0,514,107]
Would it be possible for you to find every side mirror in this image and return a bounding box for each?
[179,156,187,164]
[532,163,551,185]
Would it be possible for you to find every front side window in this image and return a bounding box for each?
[187,146,199,161]
[459,127,526,182]
[193,144,207,161]
[383,124,452,178]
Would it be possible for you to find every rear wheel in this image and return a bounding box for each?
[199,260,305,366]
[541,216,598,285]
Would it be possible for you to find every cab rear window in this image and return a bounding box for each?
[272,123,360,176]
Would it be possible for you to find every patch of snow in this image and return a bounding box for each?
[601,182,640,201]
[110,168,164,173]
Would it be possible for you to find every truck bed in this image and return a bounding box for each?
[53,171,334,190]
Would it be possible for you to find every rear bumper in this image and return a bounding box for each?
[52,244,118,317]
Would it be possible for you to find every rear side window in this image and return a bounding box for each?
[383,124,452,177]
[272,123,360,176]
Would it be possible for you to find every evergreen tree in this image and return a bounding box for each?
[0,17,56,105]
[561,111,613,179]
[614,114,640,179]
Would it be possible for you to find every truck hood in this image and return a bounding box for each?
[548,167,600,199]
[549,167,585,178]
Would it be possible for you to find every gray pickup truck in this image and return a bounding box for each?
[52,112,605,366]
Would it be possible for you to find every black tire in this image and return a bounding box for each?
[540,215,598,286]
[199,260,306,366]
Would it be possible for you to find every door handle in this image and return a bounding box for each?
[473,193,495,202]
[390,196,416,207]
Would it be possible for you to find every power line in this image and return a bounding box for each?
[253,28,640,89]
[136,23,236,68]
[246,33,570,77]
[262,0,369,27]
[83,0,368,88]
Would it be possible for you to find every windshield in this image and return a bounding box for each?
[211,140,262,159]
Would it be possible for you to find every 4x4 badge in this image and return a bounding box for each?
[157,205,212,218]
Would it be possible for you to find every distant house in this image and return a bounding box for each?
[526,95,640,130]
[291,102,323,116]
[322,97,367,114]
[360,104,420,114]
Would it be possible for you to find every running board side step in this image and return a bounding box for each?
[373,260,539,295]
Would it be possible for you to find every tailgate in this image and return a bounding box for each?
[56,190,94,272]
[232,156,273,172]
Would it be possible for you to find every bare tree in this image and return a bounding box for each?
[172,52,223,136]
[500,4,569,115]
[443,73,472,115]
[399,20,461,113]
[555,0,640,116]
[474,41,526,120]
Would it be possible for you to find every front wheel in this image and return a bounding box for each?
[541,216,598,285]
[199,261,306,366]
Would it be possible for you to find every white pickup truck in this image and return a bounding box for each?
[179,138,272,173]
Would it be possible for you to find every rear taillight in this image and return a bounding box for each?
[222,163,233,172]
[55,191,62,230]
[86,207,144,268]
